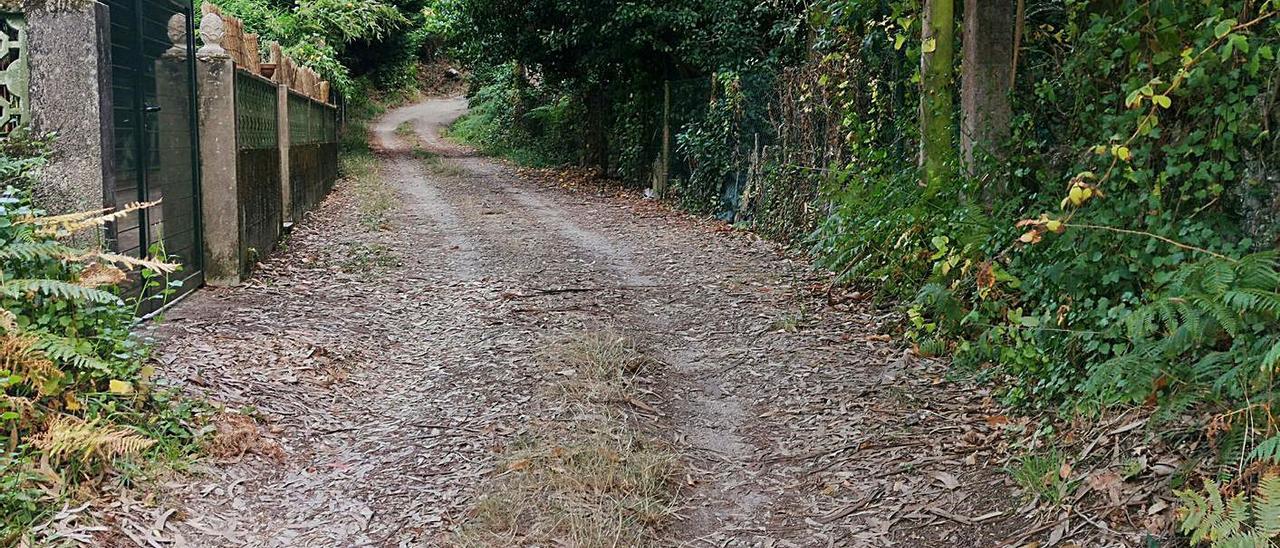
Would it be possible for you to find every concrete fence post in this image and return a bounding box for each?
[278,83,292,225]
[25,2,113,219]
[195,15,242,286]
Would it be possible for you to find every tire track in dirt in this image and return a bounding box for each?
[391,99,789,543]
[396,97,1041,546]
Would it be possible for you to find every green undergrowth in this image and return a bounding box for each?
[445,65,579,167]
[1,132,209,543]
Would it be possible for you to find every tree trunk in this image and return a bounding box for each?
[961,0,1015,182]
[582,87,609,172]
[920,0,957,195]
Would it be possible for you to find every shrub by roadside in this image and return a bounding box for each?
[0,135,206,543]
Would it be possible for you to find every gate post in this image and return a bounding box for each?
[195,14,242,286]
[24,2,113,219]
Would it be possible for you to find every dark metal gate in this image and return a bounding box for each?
[106,0,203,301]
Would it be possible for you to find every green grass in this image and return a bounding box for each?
[1008,450,1075,506]
[444,97,568,168]
[338,93,397,230]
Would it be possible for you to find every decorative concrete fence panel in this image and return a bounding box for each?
[286,89,338,223]
[234,69,282,261]
[195,6,342,286]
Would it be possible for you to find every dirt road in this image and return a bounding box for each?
[143,97,1040,546]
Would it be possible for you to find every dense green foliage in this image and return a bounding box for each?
[202,0,450,94]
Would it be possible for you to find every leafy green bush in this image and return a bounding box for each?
[202,0,421,95]
[448,64,579,166]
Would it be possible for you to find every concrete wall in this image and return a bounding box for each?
[25,0,112,215]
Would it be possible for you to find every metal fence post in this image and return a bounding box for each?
[658,79,671,199]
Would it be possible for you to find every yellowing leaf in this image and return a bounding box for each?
[109,380,134,395]
[923,38,936,53]
[1069,186,1085,206]
[1114,146,1131,161]
[1046,220,1063,233]
[1152,95,1171,109]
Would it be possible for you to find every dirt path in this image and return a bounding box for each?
[142,97,1048,546]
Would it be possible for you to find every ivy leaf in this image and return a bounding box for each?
[1229,34,1249,55]
[923,38,936,53]
[1215,19,1236,39]
[1125,89,1144,108]
[894,34,907,51]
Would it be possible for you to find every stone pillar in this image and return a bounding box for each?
[195,13,242,286]
[155,13,195,258]
[278,82,292,225]
[25,1,113,217]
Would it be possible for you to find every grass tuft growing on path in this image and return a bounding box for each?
[450,333,681,547]
[341,104,396,230]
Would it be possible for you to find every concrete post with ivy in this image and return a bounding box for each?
[195,12,242,286]
[277,82,292,225]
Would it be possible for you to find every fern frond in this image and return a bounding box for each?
[89,252,181,274]
[1195,295,1243,338]
[1202,260,1237,295]
[77,264,128,288]
[1264,340,1280,371]
[32,415,156,464]
[0,308,15,332]
[1255,474,1280,538]
[1221,489,1252,538]
[1249,436,1280,465]
[1237,252,1280,289]
[0,241,78,262]
[0,334,65,395]
[26,200,161,237]
[0,279,121,304]
[31,333,113,375]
